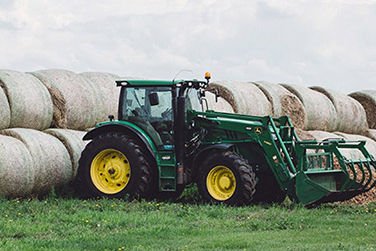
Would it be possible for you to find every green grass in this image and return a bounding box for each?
[0,196,376,251]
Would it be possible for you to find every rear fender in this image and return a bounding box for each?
[83,122,157,159]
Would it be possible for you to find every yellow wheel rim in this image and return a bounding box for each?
[206,165,236,201]
[90,149,131,194]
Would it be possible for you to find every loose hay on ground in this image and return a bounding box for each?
[349,90,376,129]
[30,69,102,130]
[0,135,34,197]
[280,83,337,131]
[310,86,368,134]
[0,70,53,130]
[0,87,10,129]
[80,72,120,121]
[254,81,306,128]
[207,81,272,116]
[44,129,87,179]
[205,91,234,113]
[0,128,72,194]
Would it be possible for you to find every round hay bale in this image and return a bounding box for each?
[0,135,34,197]
[349,90,376,129]
[295,129,314,141]
[0,87,10,129]
[280,83,337,131]
[308,130,358,159]
[205,91,234,113]
[367,129,376,142]
[207,81,272,116]
[80,72,120,120]
[334,132,376,158]
[254,81,306,128]
[0,70,53,130]
[0,128,72,194]
[44,129,87,179]
[310,86,368,134]
[30,69,101,130]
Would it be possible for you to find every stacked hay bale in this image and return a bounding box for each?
[0,128,72,195]
[280,83,337,131]
[254,81,306,128]
[207,81,272,116]
[0,70,53,130]
[334,132,376,158]
[0,87,10,130]
[0,135,34,197]
[44,129,87,178]
[80,72,120,120]
[205,91,234,113]
[349,91,376,129]
[311,86,368,135]
[30,69,105,130]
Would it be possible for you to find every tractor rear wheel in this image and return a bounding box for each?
[197,151,256,205]
[75,132,152,200]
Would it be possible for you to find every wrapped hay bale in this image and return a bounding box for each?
[367,129,376,142]
[310,86,368,134]
[0,87,10,129]
[308,130,357,159]
[44,129,87,178]
[30,69,102,130]
[80,72,120,120]
[205,91,234,113]
[0,128,72,194]
[349,90,376,129]
[207,81,272,116]
[0,135,34,197]
[280,83,337,131]
[254,81,306,128]
[334,132,376,158]
[0,70,53,130]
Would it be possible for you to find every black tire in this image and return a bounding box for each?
[75,132,153,200]
[253,169,287,204]
[197,151,256,206]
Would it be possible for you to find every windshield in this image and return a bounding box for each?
[186,88,202,112]
[120,87,173,147]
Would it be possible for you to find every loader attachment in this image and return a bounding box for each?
[294,139,376,205]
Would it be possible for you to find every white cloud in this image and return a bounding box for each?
[0,0,375,93]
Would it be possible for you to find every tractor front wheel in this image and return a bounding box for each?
[197,151,256,205]
[75,132,152,200]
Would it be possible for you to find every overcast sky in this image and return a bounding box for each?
[0,0,375,93]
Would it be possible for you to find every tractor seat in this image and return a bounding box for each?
[127,115,163,147]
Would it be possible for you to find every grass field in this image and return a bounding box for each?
[1,192,376,251]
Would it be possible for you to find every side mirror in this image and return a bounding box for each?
[215,90,220,102]
[149,92,159,106]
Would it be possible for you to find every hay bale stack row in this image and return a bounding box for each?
[31,69,104,130]
[280,83,337,131]
[207,81,272,116]
[205,91,234,113]
[349,91,376,129]
[254,81,306,128]
[79,72,120,120]
[0,70,53,130]
[311,86,368,135]
[0,128,87,198]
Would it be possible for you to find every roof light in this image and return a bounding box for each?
[205,72,211,80]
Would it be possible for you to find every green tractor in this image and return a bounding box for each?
[75,73,376,206]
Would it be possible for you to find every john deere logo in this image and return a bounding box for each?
[255,127,262,134]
